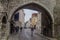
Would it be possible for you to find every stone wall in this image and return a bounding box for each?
[0,0,58,40]
[54,0,60,40]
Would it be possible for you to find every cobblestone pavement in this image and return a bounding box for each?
[8,29,49,40]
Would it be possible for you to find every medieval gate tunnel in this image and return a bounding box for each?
[0,0,59,40]
[10,3,53,37]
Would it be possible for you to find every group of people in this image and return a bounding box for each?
[10,20,36,36]
[10,20,23,34]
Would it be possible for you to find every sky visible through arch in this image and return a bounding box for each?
[23,9,38,22]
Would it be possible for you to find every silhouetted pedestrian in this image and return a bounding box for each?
[31,27,34,36]
[10,20,15,34]
[15,26,19,33]
[20,27,22,32]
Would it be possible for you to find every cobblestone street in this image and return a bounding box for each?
[8,29,49,40]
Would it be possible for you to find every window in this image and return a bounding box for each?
[14,12,19,21]
[2,16,7,24]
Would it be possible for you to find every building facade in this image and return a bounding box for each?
[18,9,25,27]
[11,9,25,28]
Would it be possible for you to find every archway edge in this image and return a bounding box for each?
[9,2,54,23]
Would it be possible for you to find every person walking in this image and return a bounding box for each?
[19,22,22,32]
[15,21,19,33]
[30,17,37,36]
[30,25,34,36]
[10,20,15,34]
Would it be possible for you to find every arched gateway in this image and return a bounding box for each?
[9,3,54,38]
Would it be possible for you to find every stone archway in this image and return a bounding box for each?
[9,3,54,37]
[9,2,54,21]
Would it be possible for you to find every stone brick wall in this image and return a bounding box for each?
[0,0,58,40]
[53,0,60,40]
